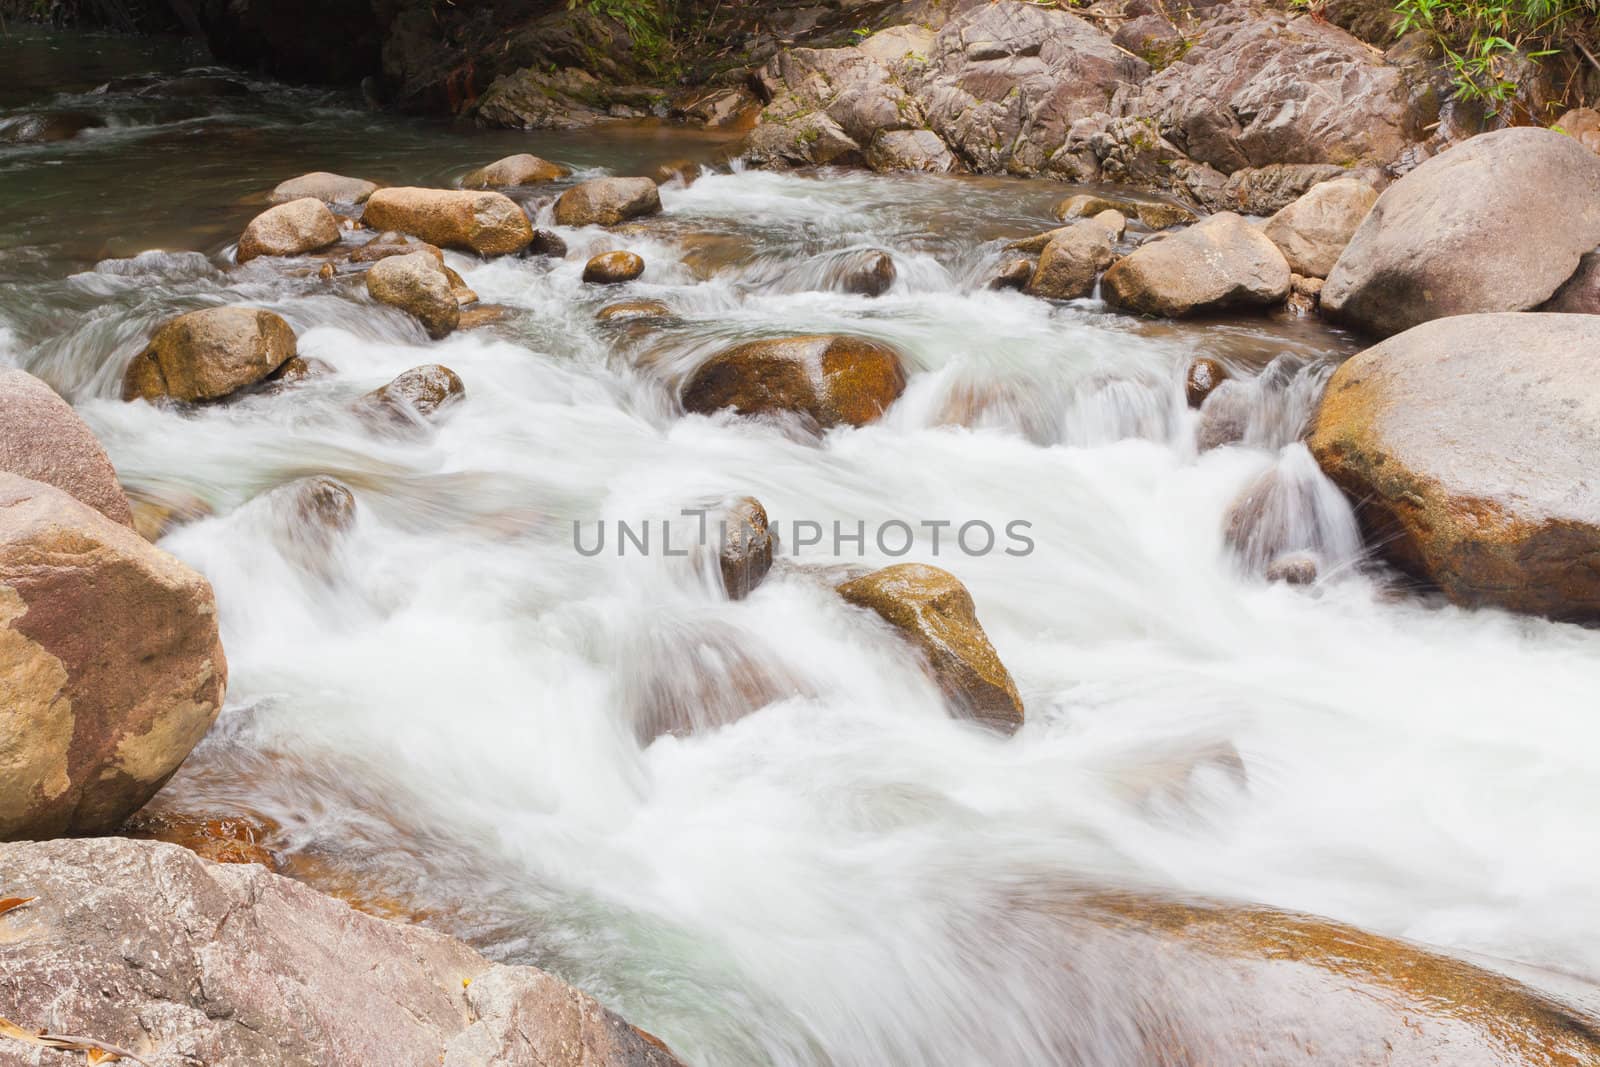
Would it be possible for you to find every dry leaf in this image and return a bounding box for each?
[86,1049,120,1064]
[0,1015,152,1066]
[0,897,34,918]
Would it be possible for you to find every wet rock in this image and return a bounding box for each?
[0,839,684,1066]
[1104,212,1291,317]
[127,487,214,543]
[355,364,466,428]
[1055,192,1194,230]
[1263,179,1378,278]
[123,806,281,867]
[1555,106,1600,153]
[917,1,1148,175]
[583,250,646,285]
[745,111,866,167]
[0,366,133,527]
[597,300,675,324]
[237,197,341,263]
[123,307,298,404]
[745,46,923,168]
[681,335,908,429]
[267,355,333,388]
[265,475,358,577]
[1323,129,1600,337]
[1024,220,1115,301]
[1265,553,1319,585]
[361,187,534,256]
[866,129,959,174]
[0,110,105,144]
[1184,357,1229,409]
[367,251,460,339]
[1221,450,1357,577]
[269,171,378,205]
[459,304,515,330]
[1195,379,1251,451]
[525,228,569,258]
[462,153,570,188]
[1309,312,1600,621]
[553,177,662,227]
[651,159,706,186]
[720,497,774,600]
[625,622,804,742]
[1090,209,1127,239]
[349,232,445,264]
[1112,15,1185,68]
[989,255,1037,290]
[838,563,1023,733]
[838,249,897,296]
[0,475,226,839]
[1285,273,1324,315]
[671,86,758,129]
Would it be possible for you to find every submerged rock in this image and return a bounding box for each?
[462,153,570,188]
[1322,128,1600,336]
[1104,213,1290,318]
[0,366,133,527]
[583,250,646,284]
[1183,357,1229,409]
[1262,178,1377,278]
[720,496,774,600]
[838,563,1023,733]
[681,335,907,429]
[836,249,897,296]
[237,197,341,263]
[355,364,466,429]
[0,110,104,144]
[123,805,281,867]
[269,171,378,205]
[553,177,661,227]
[123,307,298,404]
[361,188,534,256]
[0,475,226,840]
[526,228,570,259]
[0,838,684,1066]
[597,299,675,324]
[1309,313,1600,621]
[367,251,460,338]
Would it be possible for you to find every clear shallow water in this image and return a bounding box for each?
[6,26,1600,1067]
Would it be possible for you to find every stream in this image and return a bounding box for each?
[5,25,1600,1067]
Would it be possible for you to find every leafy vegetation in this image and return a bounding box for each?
[1392,0,1598,108]
[569,0,674,67]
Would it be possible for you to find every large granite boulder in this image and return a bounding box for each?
[1309,313,1600,620]
[838,563,1023,733]
[361,188,534,256]
[0,475,225,840]
[0,838,682,1066]
[681,335,907,429]
[0,367,133,527]
[237,197,341,263]
[268,171,378,205]
[1321,128,1600,336]
[1262,177,1378,278]
[1025,219,1116,300]
[553,177,662,227]
[1103,212,1291,317]
[745,46,924,168]
[123,307,298,404]
[366,251,460,339]
[462,153,570,188]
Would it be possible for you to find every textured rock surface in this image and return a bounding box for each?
[237,197,341,263]
[553,177,663,227]
[361,187,534,256]
[367,251,460,338]
[1025,220,1115,300]
[681,335,907,429]
[123,307,298,404]
[0,475,225,839]
[583,250,646,285]
[268,171,378,205]
[1322,128,1600,336]
[838,563,1023,732]
[1309,313,1600,620]
[719,496,774,600]
[746,45,923,167]
[1103,212,1290,317]
[355,364,466,429]
[0,838,683,1066]
[0,367,133,527]
[1263,178,1378,277]
[462,153,570,187]
[866,129,959,173]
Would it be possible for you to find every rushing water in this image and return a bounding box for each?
[6,25,1600,1067]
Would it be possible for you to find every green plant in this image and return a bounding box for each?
[1392,0,1594,109]
[568,0,673,66]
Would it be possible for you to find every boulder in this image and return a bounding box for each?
[838,563,1023,733]
[1308,313,1600,620]
[237,197,341,263]
[0,838,683,1066]
[1539,250,1600,313]
[1025,221,1115,300]
[553,177,662,227]
[268,172,378,205]
[597,300,675,324]
[1055,192,1194,230]
[361,188,534,256]
[0,475,225,839]
[0,367,133,527]
[652,158,706,186]
[719,497,775,600]
[1195,379,1252,452]
[1103,212,1291,317]
[355,364,466,428]
[745,46,922,168]
[583,250,646,284]
[1555,106,1600,153]
[1206,161,1360,216]
[461,153,570,187]
[835,249,897,296]
[1112,14,1185,68]
[0,110,104,144]
[989,255,1036,290]
[367,251,460,338]
[866,129,959,173]
[1323,129,1600,336]
[349,232,445,264]
[916,1,1148,175]
[123,307,298,404]
[1263,179,1378,278]
[681,335,907,429]
[1184,357,1229,408]
[1122,11,1416,174]
[459,304,515,330]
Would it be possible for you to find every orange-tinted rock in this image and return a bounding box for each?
[122,806,280,867]
[583,250,645,284]
[462,153,570,188]
[237,197,341,262]
[354,364,466,429]
[1184,357,1229,408]
[361,187,534,256]
[719,496,774,600]
[681,335,907,429]
[123,307,298,403]
[553,177,662,227]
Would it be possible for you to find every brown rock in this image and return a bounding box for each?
[744,46,921,168]
[0,838,685,1066]
[583,250,646,284]
[355,364,466,428]
[866,129,959,174]
[989,255,1037,290]
[1263,178,1378,278]
[459,304,515,329]
[1184,357,1229,408]
[361,187,534,256]
[526,228,569,258]
[462,153,570,188]
[597,300,675,324]
[553,177,662,227]
[1025,220,1115,300]
[719,497,774,600]
[1555,106,1600,154]
[123,307,298,403]
[652,158,706,186]
[123,806,281,867]
[1265,553,1319,585]
[842,249,897,297]
[1055,192,1195,231]
[127,487,213,542]
[0,367,133,526]
[1309,312,1600,620]
[1103,212,1291,317]
[350,232,446,264]
[681,335,907,429]
[269,171,378,205]
[237,197,341,263]
[0,475,226,839]
[1539,249,1600,313]
[838,563,1023,733]
[367,251,460,338]
[1196,379,1251,451]
[1112,14,1185,68]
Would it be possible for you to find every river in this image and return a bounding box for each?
[5,24,1600,1067]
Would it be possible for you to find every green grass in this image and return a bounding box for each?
[1392,0,1597,109]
